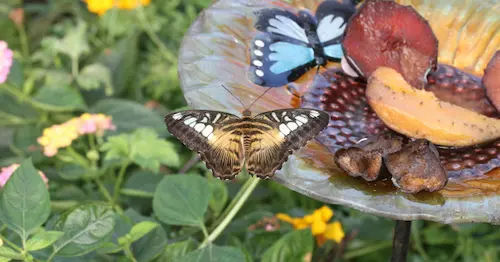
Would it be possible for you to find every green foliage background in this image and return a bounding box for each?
[0,0,498,261]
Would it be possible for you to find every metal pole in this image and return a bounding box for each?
[390,220,412,262]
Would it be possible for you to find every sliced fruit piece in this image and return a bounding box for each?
[483,51,500,111]
[385,139,447,194]
[342,0,438,88]
[334,132,403,181]
[366,67,500,147]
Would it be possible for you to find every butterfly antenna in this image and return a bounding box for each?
[221,84,246,108]
[247,87,273,111]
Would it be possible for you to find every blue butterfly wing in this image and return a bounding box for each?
[315,0,356,61]
[249,34,315,87]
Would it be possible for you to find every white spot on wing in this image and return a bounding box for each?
[213,113,221,123]
[284,116,292,121]
[254,40,265,47]
[201,125,213,137]
[279,123,290,136]
[282,112,287,116]
[201,117,208,123]
[208,133,214,140]
[296,115,308,123]
[184,117,196,125]
[255,69,264,77]
[267,15,309,43]
[310,111,320,118]
[194,123,205,132]
[287,122,298,131]
[253,60,263,67]
[189,121,196,127]
[254,50,263,56]
[271,112,280,122]
[172,112,183,120]
[296,120,303,126]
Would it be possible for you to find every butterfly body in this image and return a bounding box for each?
[249,0,356,87]
[165,108,329,179]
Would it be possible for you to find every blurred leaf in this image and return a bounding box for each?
[98,33,138,94]
[26,230,64,251]
[208,178,228,217]
[32,85,87,112]
[176,245,245,262]
[6,59,23,88]
[118,221,159,245]
[99,9,137,38]
[58,164,86,181]
[101,128,180,172]
[0,91,39,125]
[0,159,50,238]
[261,229,313,262]
[125,208,167,262]
[161,239,197,261]
[0,246,22,260]
[53,20,89,61]
[90,99,164,134]
[123,170,163,197]
[153,175,210,227]
[76,63,113,95]
[51,203,115,257]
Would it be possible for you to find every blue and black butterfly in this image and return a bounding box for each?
[249,0,356,87]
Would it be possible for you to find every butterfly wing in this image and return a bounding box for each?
[244,109,330,178]
[165,110,244,180]
[315,0,356,61]
[250,8,316,87]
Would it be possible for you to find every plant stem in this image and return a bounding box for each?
[71,57,79,78]
[199,176,260,248]
[391,220,412,262]
[123,245,138,262]
[94,177,124,215]
[112,161,130,205]
[0,231,23,252]
[179,154,200,174]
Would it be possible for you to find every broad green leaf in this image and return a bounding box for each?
[101,128,180,172]
[125,209,167,262]
[76,63,113,95]
[261,229,313,262]
[58,164,86,181]
[90,99,164,134]
[0,159,50,239]
[6,59,23,88]
[123,170,163,198]
[51,203,115,257]
[96,242,122,254]
[153,175,211,227]
[176,245,245,262]
[26,230,64,251]
[32,85,87,112]
[99,9,137,38]
[118,221,159,245]
[208,178,228,217]
[161,239,196,261]
[53,20,89,61]
[0,246,22,260]
[0,91,39,125]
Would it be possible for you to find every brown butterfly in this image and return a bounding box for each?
[165,107,329,179]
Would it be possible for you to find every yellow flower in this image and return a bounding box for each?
[37,113,115,157]
[84,0,114,15]
[277,206,345,246]
[84,0,151,16]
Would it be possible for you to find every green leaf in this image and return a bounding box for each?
[0,91,39,125]
[161,239,196,261]
[53,20,89,60]
[0,246,23,260]
[26,230,64,251]
[123,170,163,198]
[76,63,113,95]
[90,99,164,134]
[261,229,313,262]
[153,175,211,227]
[101,128,180,172]
[51,203,115,257]
[0,159,50,239]
[6,59,23,88]
[176,245,245,262]
[119,221,159,245]
[58,164,87,181]
[208,178,228,217]
[32,85,87,112]
[125,209,167,262]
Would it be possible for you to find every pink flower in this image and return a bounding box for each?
[77,113,116,136]
[0,164,48,188]
[0,41,13,84]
